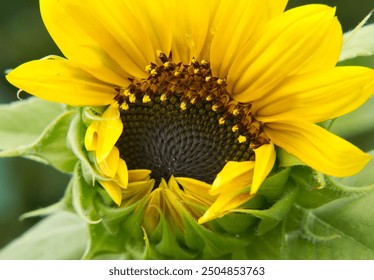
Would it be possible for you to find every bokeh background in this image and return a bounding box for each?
[0,0,373,249]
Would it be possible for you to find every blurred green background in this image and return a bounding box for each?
[0,0,373,249]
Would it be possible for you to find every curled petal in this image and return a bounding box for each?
[95,103,123,163]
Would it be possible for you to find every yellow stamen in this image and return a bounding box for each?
[142,95,151,103]
[238,135,247,143]
[120,102,129,111]
[129,94,136,103]
[180,102,187,111]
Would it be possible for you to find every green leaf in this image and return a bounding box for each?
[0,103,78,173]
[329,98,374,139]
[0,212,87,260]
[284,191,374,259]
[339,23,374,62]
[0,98,65,150]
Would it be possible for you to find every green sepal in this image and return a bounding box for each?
[339,22,374,62]
[68,163,103,224]
[235,186,298,235]
[0,98,78,173]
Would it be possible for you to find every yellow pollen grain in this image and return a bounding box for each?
[123,89,131,97]
[120,102,129,111]
[160,93,167,102]
[142,95,151,103]
[233,109,240,116]
[150,69,158,76]
[206,95,213,101]
[238,135,247,143]
[212,104,220,111]
[129,94,136,103]
[145,65,152,73]
[180,102,187,111]
[217,78,226,86]
[232,125,239,132]
[205,76,212,82]
[219,117,225,125]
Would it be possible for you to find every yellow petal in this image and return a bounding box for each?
[59,0,158,79]
[122,180,154,206]
[99,180,122,206]
[251,143,276,194]
[253,66,374,123]
[6,58,116,106]
[85,122,99,151]
[176,177,217,205]
[40,0,131,86]
[128,0,172,56]
[210,0,287,78]
[198,191,254,224]
[265,121,371,177]
[169,0,211,63]
[98,146,120,178]
[95,103,123,163]
[128,169,152,182]
[115,159,128,189]
[229,4,342,103]
[210,161,255,195]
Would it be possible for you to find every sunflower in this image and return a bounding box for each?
[6,0,374,227]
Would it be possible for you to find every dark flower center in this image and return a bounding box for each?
[115,52,268,183]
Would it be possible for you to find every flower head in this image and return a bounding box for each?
[6,0,374,229]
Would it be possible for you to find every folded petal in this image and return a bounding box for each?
[115,159,129,189]
[253,66,374,123]
[228,4,342,103]
[99,180,122,206]
[210,0,287,78]
[95,103,123,163]
[198,191,254,224]
[210,161,255,195]
[6,58,117,106]
[98,146,120,178]
[176,177,216,206]
[251,143,276,194]
[265,121,371,177]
